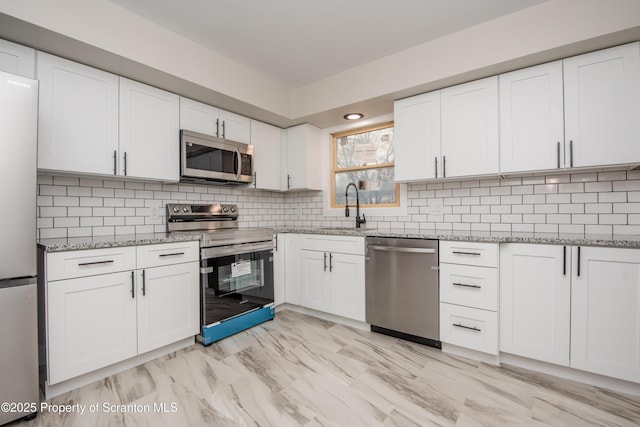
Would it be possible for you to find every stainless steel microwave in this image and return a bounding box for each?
[180,130,253,184]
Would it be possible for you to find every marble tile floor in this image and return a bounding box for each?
[15,309,640,426]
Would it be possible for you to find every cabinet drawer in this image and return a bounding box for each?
[440,303,498,355]
[47,247,136,281]
[136,241,199,269]
[299,234,364,255]
[440,263,498,311]
[440,241,498,267]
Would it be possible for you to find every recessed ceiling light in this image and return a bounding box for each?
[343,113,364,120]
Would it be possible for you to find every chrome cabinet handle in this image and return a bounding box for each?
[577,246,581,277]
[130,271,135,298]
[274,235,278,252]
[222,120,226,139]
[323,252,327,272]
[216,119,220,138]
[158,252,185,257]
[113,150,117,175]
[557,141,561,168]
[452,282,481,289]
[451,251,481,256]
[569,140,574,167]
[434,157,438,178]
[443,155,446,178]
[287,174,291,190]
[453,323,481,332]
[123,152,128,176]
[329,253,333,272]
[369,245,436,254]
[563,246,567,276]
[78,260,114,267]
[142,269,146,296]
[253,171,257,188]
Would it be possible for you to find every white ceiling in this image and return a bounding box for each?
[108,0,547,88]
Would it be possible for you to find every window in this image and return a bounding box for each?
[330,122,399,208]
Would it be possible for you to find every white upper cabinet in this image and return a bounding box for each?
[283,124,322,191]
[394,91,441,181]
[499,61,565,173]
[0,38,35,78]
[441,76,499,178]
[179,97,251,144]
[119,78,179,181]
[36,52,120,176]
[250,120,282,191]
[564,42,640,168]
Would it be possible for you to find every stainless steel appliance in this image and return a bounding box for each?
[0,71,39,423]
[180,130,253,184]
[365,237,441,348]
[167,204,274,345]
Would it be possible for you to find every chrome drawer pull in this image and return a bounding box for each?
[159,252,185,257]
[452,282,481,289]
[451,251,481,256]
[78,260,114,267]
[453,323,481,332]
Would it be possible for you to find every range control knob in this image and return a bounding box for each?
[230,206,236,213]
[172,207,179,213]
[183,207,189,213]
[222,206,229,213]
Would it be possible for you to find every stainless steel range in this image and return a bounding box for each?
[167,203,274,345]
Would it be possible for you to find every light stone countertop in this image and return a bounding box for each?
[37,228,640,252]
[275,227,640,248]
[37,232,201,253]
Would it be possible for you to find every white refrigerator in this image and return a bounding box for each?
[0,70,39,423]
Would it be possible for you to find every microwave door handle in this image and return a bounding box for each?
[234,148,241,180]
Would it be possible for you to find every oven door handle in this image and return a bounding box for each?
[233,148,241,181]
[201,240,274,259]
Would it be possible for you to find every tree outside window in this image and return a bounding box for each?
[331,122,399,208]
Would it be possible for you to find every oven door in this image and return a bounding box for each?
[181,130,253,183]
[200,241,274,326]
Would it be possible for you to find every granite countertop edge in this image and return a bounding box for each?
[37,228,640,252]
[38,232,201,252]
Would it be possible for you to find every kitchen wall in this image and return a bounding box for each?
[38,168,640,238]
[36,174,286,239]
[284,169,640,235]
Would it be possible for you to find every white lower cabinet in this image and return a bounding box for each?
[47,271,137,384]
[500,244,571,366]
[136,262,199,354]
[439,241,499,355]
[45,241,199,385]
[500,243,640,383]
[297,235,365,322]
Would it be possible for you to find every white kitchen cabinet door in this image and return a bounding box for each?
[500,244,571,366]
[499,61,565,173]
[564,42,640,168]
[179,97,251,143]
[571,246,640,383]
[36,52,119,176]
[179,97,219,136]
[284,124,323,191]
[441,76,499,178]
[218,109,251,143]
[119,78,180,182]
[329,252,365,322]
[136,262,199,354]
[273,234,286,306]
[299,249,330,312]
[394,91,441,181]
[250,120,282,190]
[47,271,137,384]
[0,39,34,78]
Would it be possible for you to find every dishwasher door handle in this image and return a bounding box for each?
[368,245,436,254]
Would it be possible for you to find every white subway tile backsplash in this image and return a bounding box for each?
[36,167,640,237]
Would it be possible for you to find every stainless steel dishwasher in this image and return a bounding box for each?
[365,237,440,348]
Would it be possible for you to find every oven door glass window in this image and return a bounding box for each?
[201,249,274,325]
